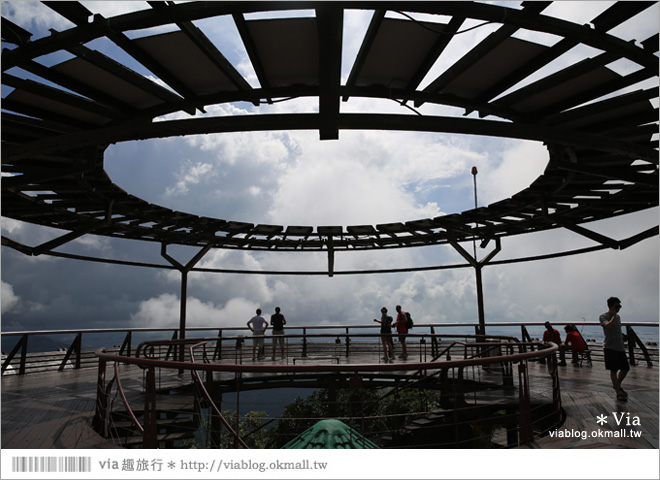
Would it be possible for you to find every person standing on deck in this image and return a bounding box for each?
[270,306,287,360]
[247,308,268,360]
[599,297,630,402]
[374,307,395,362]
[393,305,409,359]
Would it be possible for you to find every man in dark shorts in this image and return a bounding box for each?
[599,296,629,401]
[270,306,287,360]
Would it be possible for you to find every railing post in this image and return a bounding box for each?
[92,356,108,436]
[626,325,653,367]
[59,332,82,370]
[520,325,532,352]
[302,328,308,357]
[19,334,28,375]
[517,362,533,445]
[626,325,637,366]
[119,331,132,357]
[627,326,653,367]
[345,327,350,357]
[1,334,28,375]
[165,330,178,361]
[503,349,514,388]
[430,327,438,357]
[143,366,158,448]
[74,333,82,368]
[213,329,223,361]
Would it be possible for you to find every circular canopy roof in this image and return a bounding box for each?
[2,2,658,269]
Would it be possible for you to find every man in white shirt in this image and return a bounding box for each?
[247,308,268,360]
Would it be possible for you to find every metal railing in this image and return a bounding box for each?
[3,322,657,375]
[90,334,562,448]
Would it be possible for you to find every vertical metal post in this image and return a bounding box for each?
[626,325,636,366]
[143,366,158,448]
[472,166,478,259]
[179,271,188,363]
[19,334,28,375]
[92,357,107,436]
[234,372,241,448]
[161,241,215,365]
[214,329,223,361]
[517,362,533,444]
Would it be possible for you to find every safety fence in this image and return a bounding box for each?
[90,334,563,449]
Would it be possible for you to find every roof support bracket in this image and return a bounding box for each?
[161,239,216,357]
[448,233,501,268]
[326,237,335,277]
[31,200,115,256]
[542,202,621,249]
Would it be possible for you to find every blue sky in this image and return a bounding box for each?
[1,1,658,344]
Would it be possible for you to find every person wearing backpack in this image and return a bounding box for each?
[394,305,411,359]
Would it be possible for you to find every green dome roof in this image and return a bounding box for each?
[282,419,379,449]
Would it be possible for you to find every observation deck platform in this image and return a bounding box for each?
[2,343,657,449]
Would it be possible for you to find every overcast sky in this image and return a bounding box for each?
[1,1,658,346]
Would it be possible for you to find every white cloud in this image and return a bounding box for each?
[165,161,217,197]
[1,2,73,36]
[481,140,548,205]
[130,293,259,329]
[1,281,20,313]
[1,217,24,235]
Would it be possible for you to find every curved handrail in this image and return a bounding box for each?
[98,341,557,374]
[188,342,249,449]
[113,361,144,433]
[134,332,521,359]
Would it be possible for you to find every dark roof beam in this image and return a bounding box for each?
[15,59,142,117]
[316,4,343,140]
[148,1,256,102]
[1,98,97,130]
[1,17,32,46]
[2,72,126,121]
[640,33,659,53]
[555,164,659,187]
[87,20,201,115]
[232,13,272,103]
[44,2,214,115]
[1,111,84,136]
[342,9,386,102]
[5,112,657,164]
[44,1,93,26]
[492,51,620,111]
[532,66,659,120]
[2,165,98,190]
[65,43,191,114]
[404,14,467,94]
[31,202,114,256]
[590,2,656,32]
[545,88,658,127]
[417,2,551,107]
[472,37,577,117]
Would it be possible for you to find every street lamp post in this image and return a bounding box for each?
[471,166,485,336]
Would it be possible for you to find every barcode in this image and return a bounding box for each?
[12,456,92,473]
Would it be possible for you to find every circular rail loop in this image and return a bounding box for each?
[2,2,658,270]
[95,341,557,374]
